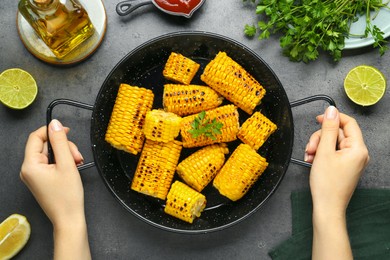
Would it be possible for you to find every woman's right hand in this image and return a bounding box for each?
[305,106,369,215]
[305,106,369,260]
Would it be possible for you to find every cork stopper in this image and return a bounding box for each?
[33,0,53,7]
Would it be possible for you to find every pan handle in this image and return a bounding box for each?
[46,99,95,171]
[116,0,153,16]
[289,95,336,168]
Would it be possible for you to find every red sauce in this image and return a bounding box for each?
[154,0,203,16]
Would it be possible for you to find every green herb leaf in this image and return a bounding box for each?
[256,5,267,14]
[243,0,389,62]
[188,111,224,140]
[198,110,206,121]
[244,24,257,37]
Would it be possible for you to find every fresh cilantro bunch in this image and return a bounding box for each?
[188,111,223,140]
[244,0,389,62]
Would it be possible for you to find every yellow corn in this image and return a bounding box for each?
[164,181,206,223]
[163,84,223,116]
[105,84,154,155]
[131,139,182,200]
[163,52,200,85]
[213,144,268,201]
[180,104,239,148]
[200,52,266,114]
[237,111,277,150]
[176,143,229,192]
[143,109,182,142]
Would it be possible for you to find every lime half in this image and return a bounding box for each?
[0,68,38,109]
[344,65,386,106]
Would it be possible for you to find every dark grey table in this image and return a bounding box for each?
[1,1,389,259]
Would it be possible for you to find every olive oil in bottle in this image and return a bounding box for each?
[18,0,95,59]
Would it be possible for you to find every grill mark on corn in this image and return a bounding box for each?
[105,84,154,155]
[201,52,266,114]
[163,84,223,116]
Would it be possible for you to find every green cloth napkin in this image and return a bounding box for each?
[269,189,390,260]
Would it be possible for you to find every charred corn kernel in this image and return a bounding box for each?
[213,144,268,201]
[176,143,229,192]
[105,84,154,155]
[163,52,200,85]
[163,84,223,116]
[164,181,206,223]
[131,139,182,200]
[237,111,277,150]
[180,105,239,148]
[143,109,182,142]
[201,52,266,114]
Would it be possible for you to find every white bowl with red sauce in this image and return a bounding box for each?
[116,0,206,18]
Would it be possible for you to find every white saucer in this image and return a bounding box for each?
[344,3,390,49]
[17,0,107,65]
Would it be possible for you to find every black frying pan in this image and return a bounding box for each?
[47,32,334,234]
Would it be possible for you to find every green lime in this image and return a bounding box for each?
[0,68,38,109]
[344,65,386,106]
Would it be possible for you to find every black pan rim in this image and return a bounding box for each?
[91,31,294,234]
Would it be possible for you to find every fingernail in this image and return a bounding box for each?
[304,152,309,162]
[304,153,314,162]
[325,106,337,120]
[77,160,84,166]
[79,152,84,164]
[51,119,63,132]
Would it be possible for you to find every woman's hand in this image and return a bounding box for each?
[305,106,369,260]
[20,119,91,260]
[20,119,84,227]
[305,106,369,215]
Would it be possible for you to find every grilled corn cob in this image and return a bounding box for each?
[201,52,266,114]
[163,84,223,116]
[180,105,239,148]
[237,111,277,150]
[164,181,206,223]
[131,139,182,200]
[105,84,154,155]
[213,144,268,201]
[143,109,182,142]
[163,52,200,85]
[176,143,229,192]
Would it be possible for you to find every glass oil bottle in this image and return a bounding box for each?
[18,0,95,59]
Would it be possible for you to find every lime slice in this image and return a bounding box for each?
[344,65,386,106]
[0,68,38,109]
[0,214,31,259]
